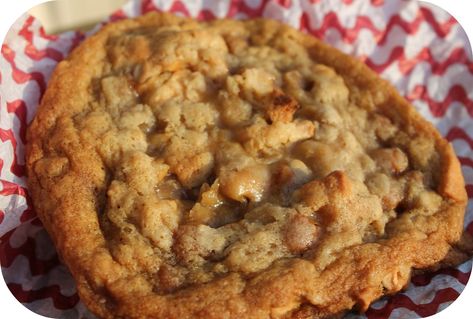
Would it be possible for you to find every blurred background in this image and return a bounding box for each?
[29,0,127,34]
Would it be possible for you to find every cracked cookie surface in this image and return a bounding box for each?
[26,12,467,319]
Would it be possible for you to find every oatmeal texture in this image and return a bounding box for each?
[27,13,468,319]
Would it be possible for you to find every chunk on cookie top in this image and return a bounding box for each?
[27,13,467,319]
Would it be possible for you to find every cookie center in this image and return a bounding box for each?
[91,25,441,293]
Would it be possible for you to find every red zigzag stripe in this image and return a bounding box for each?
[8,283,79,310]
[411,268,471,287]
[110,9,127,22]
[38,24,58,41]
[0,180,27,197]
[274,0,292,9]
[310,0,384,5]
[406,84,473,117]
[7,99,27,144]
[459,156,473,170]
[446,127,473,148]
[1,44,46,95]
[20,208,37,223]
[300,7,456,45]
[167,1,192,16]
[0,99,27,178]
[366,287,460,318]
[226,0,267,18]
[141,0,156,14]
[19,16,64,62]
[141,0,196,17]
[142,0,275,19]
[0,179,37,223]
[365,46,473,76]
[0,128,25,177]
[0,225,60,276]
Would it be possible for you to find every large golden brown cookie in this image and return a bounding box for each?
[26,12,468,318]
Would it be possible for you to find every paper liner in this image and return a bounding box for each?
[1,0,472,318]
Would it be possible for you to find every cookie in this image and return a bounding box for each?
[26,12,468,318]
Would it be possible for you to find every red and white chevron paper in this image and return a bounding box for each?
[1,0,472,318]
